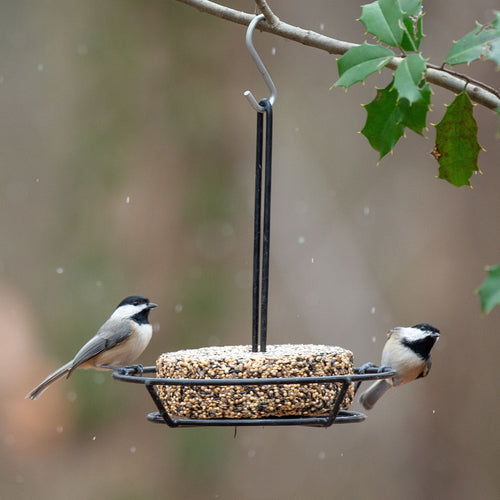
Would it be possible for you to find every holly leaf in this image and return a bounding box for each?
[361,0,423,51]
[400,10,424,51]
[361,82,405,159]
[398,0,424,51]
[393,54,427,103]
[432,92,482,187]
[399,83,431,135]
[333,43,394,88]
[397,0,422,17]
[360,0,404,47]
[400,15,420,52]
[477,264,500,313]
[445,12,500,68]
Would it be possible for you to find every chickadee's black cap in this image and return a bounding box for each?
[117,295,151,308]
[412,323,440,335]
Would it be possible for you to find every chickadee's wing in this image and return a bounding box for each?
[69,319,133,373]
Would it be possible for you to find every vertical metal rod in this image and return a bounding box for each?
[325,381,350,427]
[259,99,273,352]
[251,99,273,353]
[252,112,264,352]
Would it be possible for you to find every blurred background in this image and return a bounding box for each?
[1,0,499,498]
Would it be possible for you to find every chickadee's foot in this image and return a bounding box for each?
[378,365,393,373]
[128,364,144,375]
[354,362,377,394]
[357,362,377,373]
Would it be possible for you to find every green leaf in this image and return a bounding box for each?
[360,0,423,51]
[400,16,419,52]
[361,82,405,159]
[360,0,404,47]
[432,92,482,187]
[477,264,500,313]
[397,0,422,17]
[415,14,424,48]
[445,12,500,68]
[333,43,394,88]
[399,84,431,135]
[393,54,427,103]
[398,0,423,50]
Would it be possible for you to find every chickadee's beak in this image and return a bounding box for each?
[147,302,158,309]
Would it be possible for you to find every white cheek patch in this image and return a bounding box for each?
[398,326,429,343]
[110,304,143,320]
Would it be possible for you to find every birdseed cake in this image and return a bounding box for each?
[155,344,354,420]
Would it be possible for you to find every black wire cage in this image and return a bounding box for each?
[113,14,395,428]
[113,365,394,428]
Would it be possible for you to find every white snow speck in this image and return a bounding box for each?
[37,63,44,72]
[372,336,376,343]
[248,449,256,458]
[320,23,325,31]
[130,446,137,453]
[363,206,370,215]
[370,306,376,314]
[318,451,326,460]
[56,267,64,274]
[56,426,63,434]
[298,236,305,244]
[174,303,183,313]
[125,196,130,204]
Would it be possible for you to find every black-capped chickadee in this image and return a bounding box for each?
[26,295,157,400]
[359,323,440,410]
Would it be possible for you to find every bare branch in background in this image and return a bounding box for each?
[255,0,280,27]
[175,0,500,111]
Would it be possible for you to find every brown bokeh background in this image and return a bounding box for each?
[2,1,499,498]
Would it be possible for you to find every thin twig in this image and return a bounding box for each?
[174,0,500,111]
[427,63,500,100]
[255,0,280,27]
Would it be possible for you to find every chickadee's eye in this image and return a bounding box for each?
[133,300,140,306]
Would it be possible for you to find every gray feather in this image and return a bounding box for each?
[25,361,73,400]
[27,320,134,400]
[69,319,132,374]
[359,379,391,410]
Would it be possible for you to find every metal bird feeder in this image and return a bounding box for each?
[113,14,396,427]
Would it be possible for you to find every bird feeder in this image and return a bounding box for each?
[113,14,395,427]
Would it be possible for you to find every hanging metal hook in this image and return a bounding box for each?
[244,14,277,112]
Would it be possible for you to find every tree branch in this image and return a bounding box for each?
[255,0,280,27]
[174,0,500,111]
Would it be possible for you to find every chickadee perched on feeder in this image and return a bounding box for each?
[359,323,440,410]
[26,295,157,400]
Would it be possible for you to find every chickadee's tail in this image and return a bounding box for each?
[359,379,391,410]
[25,361,73,400]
